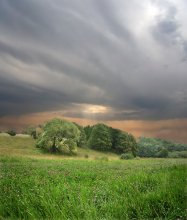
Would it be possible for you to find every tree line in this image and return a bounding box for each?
[2,118,187,158]
[34,118,138,156]
[137,136,187,158]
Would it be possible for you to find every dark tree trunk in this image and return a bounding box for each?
[51,137,57,152]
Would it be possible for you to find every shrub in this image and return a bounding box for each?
[23,126,43,139]
[7,130,16,136]
[135,156,140,160]
[120,153,134,160]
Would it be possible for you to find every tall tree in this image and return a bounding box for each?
[111,129,137,155]
[74,123,87,148]
[88,124,112,151]
[84,125,93,141]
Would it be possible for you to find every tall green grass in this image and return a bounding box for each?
[0,157,186,219]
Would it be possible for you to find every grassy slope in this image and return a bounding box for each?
[0,136,187,219]
[0,136,119,160]
[0,136,40,157]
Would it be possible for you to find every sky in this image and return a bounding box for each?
[0,0,187,142]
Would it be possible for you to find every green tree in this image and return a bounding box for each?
[74,123,87,148]
[111,129,129,153]
[137,137,171,157]
[127,134,138,157]
[156,148,169,158]
[137,137,159,157]
[84,125,93,141]
[111,129,137,156]
[88,124,112,151]
[36,118,80,154]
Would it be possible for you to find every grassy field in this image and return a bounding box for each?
[0,136,186,219]
[0,135,119,160]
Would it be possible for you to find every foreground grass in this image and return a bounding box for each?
[0,156,186,219]
[0,136,186,219]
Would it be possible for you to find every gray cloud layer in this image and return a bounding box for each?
[0,0,187,120]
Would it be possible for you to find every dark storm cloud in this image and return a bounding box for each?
[0,0,187,120]
[0,75,72,116]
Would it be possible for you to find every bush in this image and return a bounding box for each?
[7,130,16,136]
[23,126,43,139]
[135,156,140,160]
[120,153,134,160]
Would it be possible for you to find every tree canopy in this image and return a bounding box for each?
[35,118,138,156]
[88,124,112,151]
[36,118,80,154]
[74,123,87,148]
[111,128,137,155]
[87,124,137,155]
[137,137,187,158]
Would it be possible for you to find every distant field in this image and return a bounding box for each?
[0,136,186,219]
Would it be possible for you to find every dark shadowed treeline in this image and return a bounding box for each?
[137,137,187,158]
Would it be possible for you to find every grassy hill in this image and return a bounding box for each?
[0,135,186,219]
[0,135,119,160]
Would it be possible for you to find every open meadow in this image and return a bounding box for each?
[0,135,187,219]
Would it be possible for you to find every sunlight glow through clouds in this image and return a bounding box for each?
[82,104,108,114]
